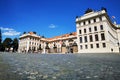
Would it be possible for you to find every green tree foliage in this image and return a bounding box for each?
[3,38,13,51]
[12,38,19,52]
[0,29,2,44]
[0,29,3,51]
[0,43,5,51]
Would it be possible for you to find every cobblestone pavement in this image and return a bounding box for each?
[0,53,120,80]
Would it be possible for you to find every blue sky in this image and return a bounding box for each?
[0,0,120,40]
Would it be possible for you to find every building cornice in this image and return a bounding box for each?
[76,10,106,23]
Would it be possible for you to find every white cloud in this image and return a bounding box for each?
[49,24,56,28]
[3,30,21,36]
[0,27,21,36]
[0,27,14,31]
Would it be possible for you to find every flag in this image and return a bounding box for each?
[112,16,115,19]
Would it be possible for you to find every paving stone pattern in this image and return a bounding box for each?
[0,53,120,80]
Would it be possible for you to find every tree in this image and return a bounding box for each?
[3,38,13,51]
[0,28,2,44]
[0,29,3,51]
[12,38,19,52]
[0,43,5,51]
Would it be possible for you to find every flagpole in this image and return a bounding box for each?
[112,16,116,25]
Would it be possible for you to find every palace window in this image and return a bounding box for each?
[84,21,85,25]
[80,37,82,43]
[90,44,93,48]
[85,45,88,49]
[100,25,103,30]
[84,29,86,33]
[80,45,83,49]
[88,20,91,24]
[84,36,87,43]
[94,26,97,31]
[96,43,99,48]
[79,30,81,34]
[89,35,93,42]
[99,16,102,21]
[94,19,96,22]
[101,33,105,40]
[89,27,91,32]
[95,34,99,41]
[102,43,106,48]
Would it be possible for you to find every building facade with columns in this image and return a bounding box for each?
[76,8,120,53]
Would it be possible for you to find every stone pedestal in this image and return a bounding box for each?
[73,46,78,53]
[62,47,67,53]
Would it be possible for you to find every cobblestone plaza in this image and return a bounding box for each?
[0,53,120,80]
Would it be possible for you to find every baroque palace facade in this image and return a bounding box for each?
[18,8,120,53]
[18,32,78,53]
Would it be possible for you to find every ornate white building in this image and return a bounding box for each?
[18,8,120,53]
[76,8,120,53]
